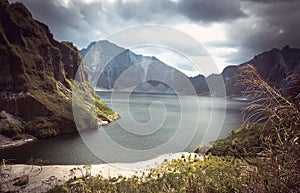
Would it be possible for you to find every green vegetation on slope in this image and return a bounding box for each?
[0,0,118,139]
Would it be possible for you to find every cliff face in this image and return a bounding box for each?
[245,46,300,83]
[0,0,117,139]
[222,46,300,96]
[81,40,194,94]
[192,46,300,96]
[188,74,209,95]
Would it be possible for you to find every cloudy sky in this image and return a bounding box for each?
[9,0,300,76]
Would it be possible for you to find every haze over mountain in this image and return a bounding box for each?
[81,40,300,96]
[81,40,195,94]
[81,39,300,97]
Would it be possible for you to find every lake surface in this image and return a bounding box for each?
[0,92,246,164]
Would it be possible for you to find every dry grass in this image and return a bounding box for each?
[235,64,300,192]
[235,64,300,128]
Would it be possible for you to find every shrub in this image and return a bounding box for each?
[211,64,300,192]
[1,123,24,139]
[49,156,247,193]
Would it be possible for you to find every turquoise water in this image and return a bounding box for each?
[0,93,245,164]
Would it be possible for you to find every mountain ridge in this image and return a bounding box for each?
[188,45,300,96]
[81,40,195,94]
[81,41,300,96]
[220,45,300,96]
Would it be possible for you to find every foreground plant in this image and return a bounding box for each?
[49,155,252,193]
[211,64,300,192]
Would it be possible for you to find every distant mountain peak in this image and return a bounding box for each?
[80,40,193,94]
[218,46,300,96]
[282,45,290,50]
[96,40,125,50]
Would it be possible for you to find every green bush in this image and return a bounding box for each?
[1,123,24,139]
[49,156,247,193]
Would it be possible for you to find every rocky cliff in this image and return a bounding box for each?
[0,0,118,139]
[193,46,300,96]
[224,46,300,96]
[188,74,209,95]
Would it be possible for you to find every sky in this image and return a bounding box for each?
[9,0,300,77]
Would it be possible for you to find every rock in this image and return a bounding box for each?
[13,175,29,187]
[98,120,109,126]
[0,111,24,137]
[0,110,23,124]
[191,46,300,96]
[0,92,52,119]
[189,74,209,95]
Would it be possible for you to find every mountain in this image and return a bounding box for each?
[188,74,209,95]
[193,46,300,96]
[81,40,125,78]
[0,0,118,139]
[81,40,300,96]
[81,41,195,94]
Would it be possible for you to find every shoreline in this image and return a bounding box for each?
[0,152,201,193]
[0,134,36,150]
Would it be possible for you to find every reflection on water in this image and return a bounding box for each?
[0,92,246,164]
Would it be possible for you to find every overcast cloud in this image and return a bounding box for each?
[8,0,300,76]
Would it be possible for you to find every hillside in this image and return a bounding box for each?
[193,46,300,96]
[0,0,118,139]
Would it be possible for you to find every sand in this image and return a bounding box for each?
[0,152,200,193]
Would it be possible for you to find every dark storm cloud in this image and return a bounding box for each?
[22,0,83,29]
[225,0,300,64]
[177,0,246,22]
[241,0,298,3]
[114,0,176,22]
[8,0,95,47]
[8,0,247,48]
[112,0,246,22]
[7,0,300,71]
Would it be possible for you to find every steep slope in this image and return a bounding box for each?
[0,0,118,139]
[81,41,194,94]
[224,46,300,96]
[188,74,209,95]
[81,40,125,82]
[192,46,300,96]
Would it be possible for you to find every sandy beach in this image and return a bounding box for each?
[0,152,201,193]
